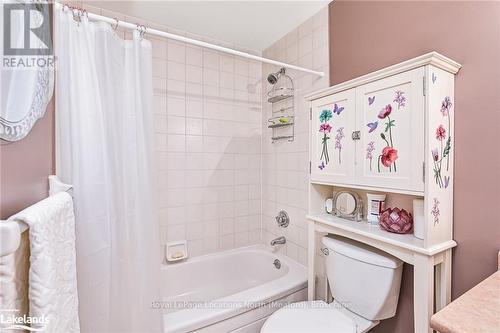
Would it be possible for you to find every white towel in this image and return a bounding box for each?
[9,192,80,332]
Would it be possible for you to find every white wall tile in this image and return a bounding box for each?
[261,6,329,261]
[168,40,186,63]
[96,3,329,260]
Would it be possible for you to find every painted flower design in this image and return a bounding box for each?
[378,104,392,119]
[368,102,400,173]
[436,125,446,141]
[431,148,439,162]
[393,90,406,109]
[380,146,398,168]
[319,109,333,166]
[432,98,454,188]
[334,127,345,164]
[431,198,440,225]
[441,96,452,116]
[320,123,332,133]
[319,109,333,123]
[366,141,375,171]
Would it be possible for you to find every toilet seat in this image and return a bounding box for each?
[261,301,357,333]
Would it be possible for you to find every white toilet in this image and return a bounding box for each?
[261,235,403,333]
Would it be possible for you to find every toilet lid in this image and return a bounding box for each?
[261,301,357,333]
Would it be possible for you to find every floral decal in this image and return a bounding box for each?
[381,146,398,169]
[365,90,407,173]
[318,104,346,169]
[319,109,332,123]
[378,104,392,119]
[393,90,406,109]
[377,104,398,172]
[432,97,453,188]
[366,141,375,171]
[431,198,440,225]
[334,127,345,164]
[441,97,453,171]
[319,109,332,166]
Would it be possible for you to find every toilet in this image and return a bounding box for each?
[261,235,403,333]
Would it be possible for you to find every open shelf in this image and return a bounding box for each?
[310,181,425,197]
[267,87,294,103]
[307,212,452,255]
[268,122,293,129]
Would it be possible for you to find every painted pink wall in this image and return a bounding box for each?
[329,1,500,332]
[0,99,55,219]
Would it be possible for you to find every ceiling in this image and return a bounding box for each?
[86,1,331,51]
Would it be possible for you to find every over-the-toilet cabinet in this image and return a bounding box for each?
[307,52,461,247]
[306,53,462,333]
[310,67,424,192]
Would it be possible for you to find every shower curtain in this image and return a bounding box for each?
[55,8,162,332]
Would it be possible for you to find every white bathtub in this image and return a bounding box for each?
[161,245,307,333]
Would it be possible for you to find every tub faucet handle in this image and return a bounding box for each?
[275,210,289,228]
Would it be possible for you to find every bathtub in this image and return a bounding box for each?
[161,245,307,333]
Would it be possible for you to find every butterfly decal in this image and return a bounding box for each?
[366,121,378,133]
[444,175,450,188]
[368,96,375,105]
[332,103,344,115]
[432,73,437,84]
[318,162,325,170]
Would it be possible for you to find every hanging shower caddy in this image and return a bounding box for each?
[267,68,295,143]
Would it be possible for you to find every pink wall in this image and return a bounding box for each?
[0,99,55,219]
[329,1,500,331]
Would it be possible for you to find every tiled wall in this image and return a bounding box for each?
[151,35,263,257]
[77,2,329,262]
[261,7,330,266]
[80,3,263,258]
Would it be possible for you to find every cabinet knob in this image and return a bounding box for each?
[352,131,361,140]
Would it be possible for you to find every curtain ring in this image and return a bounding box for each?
[111,18,119,30]
[136,24,146,40]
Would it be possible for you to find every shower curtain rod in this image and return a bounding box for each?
[54,2,325,77]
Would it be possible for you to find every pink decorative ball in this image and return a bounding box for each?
[379,208,413,234]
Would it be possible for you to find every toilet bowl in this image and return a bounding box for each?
[261,235,403,333]
[261,300,377,333]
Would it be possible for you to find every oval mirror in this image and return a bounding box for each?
[333,191,362,221]
[0,3,54,142]
[335,192,356,215]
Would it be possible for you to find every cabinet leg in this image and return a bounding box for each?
[414,255,434,333]
[437,249,452,310]
[307,221,316,301]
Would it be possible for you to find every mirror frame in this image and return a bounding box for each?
[0,67,54,142]
[332,190,363,221]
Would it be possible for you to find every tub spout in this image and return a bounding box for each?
[270,236,286,246]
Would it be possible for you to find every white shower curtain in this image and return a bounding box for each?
[55,8,162,333]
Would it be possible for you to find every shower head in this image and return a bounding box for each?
[267,68,286,85]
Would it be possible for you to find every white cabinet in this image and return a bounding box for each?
[310,68,425,193]
[310,89,356,185]
[306,52,462,333]
[355,67,425,192]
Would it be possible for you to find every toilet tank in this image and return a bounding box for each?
[322,235,403,320]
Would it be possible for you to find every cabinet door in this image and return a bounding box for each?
[355,68,425,192]
[310,89,356,185]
